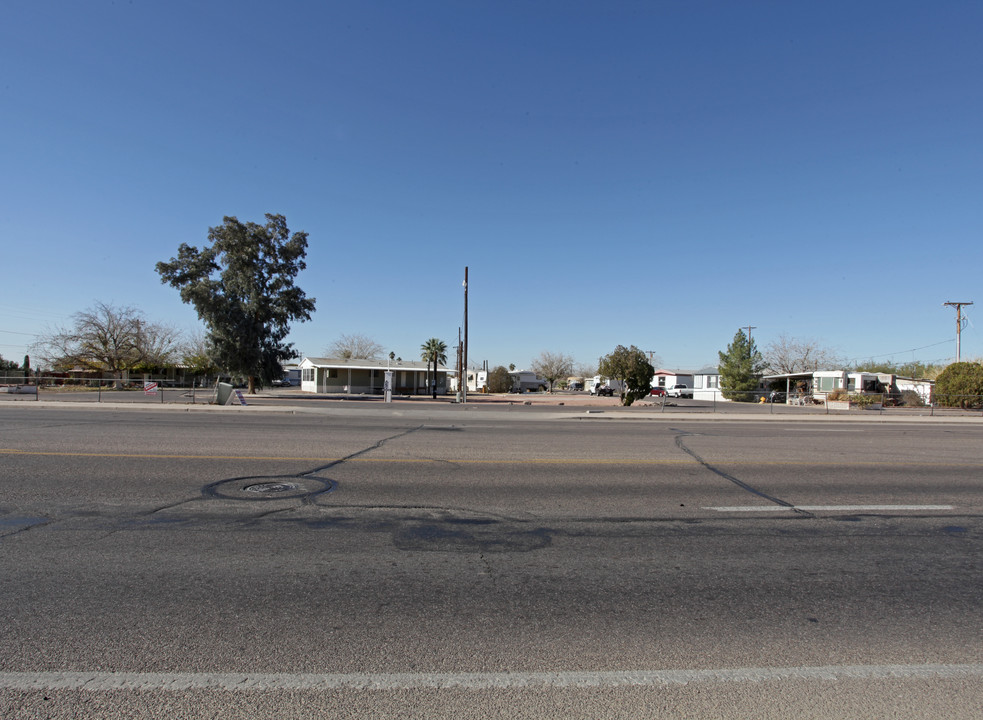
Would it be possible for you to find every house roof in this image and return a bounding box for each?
[763,369,935,384]
[762,372,817,380]
[301,356,450,372]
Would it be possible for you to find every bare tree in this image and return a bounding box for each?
[763,333,844,374]
[574,361,598,379]
[530,351,575,392]
[326,333,383,360]
[179,329,219,382]
[32,302,179,385]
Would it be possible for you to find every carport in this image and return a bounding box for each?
[762,372,816,404]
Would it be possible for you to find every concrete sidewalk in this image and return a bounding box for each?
[3,393,982,424]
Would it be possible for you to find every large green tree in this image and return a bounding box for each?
[718,329,766,401]
[420,337,448,398]
[0,354,18,373]
[156,214,315,394]
[597,344,655,406]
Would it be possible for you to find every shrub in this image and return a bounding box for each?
[486,366,513,393]
[849,393,881,408]
[934,362,983,408]
[899,389,925,407]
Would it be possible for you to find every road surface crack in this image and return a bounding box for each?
[672,430,813,517]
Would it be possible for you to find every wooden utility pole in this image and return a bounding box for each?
[944,302,973,362]
[462,267,468,404]
[456,327,462,401]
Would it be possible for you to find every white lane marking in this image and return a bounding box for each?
[783,428,855,432]
[2,665,982,691]
[704,505,954,512]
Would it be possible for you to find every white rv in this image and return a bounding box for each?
[510,371,548,393]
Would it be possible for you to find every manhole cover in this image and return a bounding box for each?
[244,481,299,494]
[204,475,333,501]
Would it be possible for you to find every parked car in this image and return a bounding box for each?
[650,387,667,397]
[667,384,693,398]
[272,378,292,387]
[593,384,616,397]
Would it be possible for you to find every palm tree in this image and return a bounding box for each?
[420,338,448,398]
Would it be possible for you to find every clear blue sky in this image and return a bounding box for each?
[2,1,981,373]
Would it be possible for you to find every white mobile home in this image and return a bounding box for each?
[651,370,694,391]
[299,357,450,396]
[691,367,722,401]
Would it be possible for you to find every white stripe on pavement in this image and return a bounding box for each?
[704,505,953,512]
[1,664,982,691]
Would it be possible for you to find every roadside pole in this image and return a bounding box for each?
[462,266,468,404]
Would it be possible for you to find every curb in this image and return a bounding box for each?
[3,399,982,424]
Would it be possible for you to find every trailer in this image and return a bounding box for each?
[509,371,548,393]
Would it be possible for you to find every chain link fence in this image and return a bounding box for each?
[0,375,214,404]
[4,376,983,417]
[644,388,983,417]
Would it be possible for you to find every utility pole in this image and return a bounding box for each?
[944,302,973,362]
[743,326,757,364]
[456,327,462,401]
[462,267,468,404]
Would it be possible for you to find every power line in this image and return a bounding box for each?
[0,305,70,322]
[845,339,953,364]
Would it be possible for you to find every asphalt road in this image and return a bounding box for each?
[1,405,981,718]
